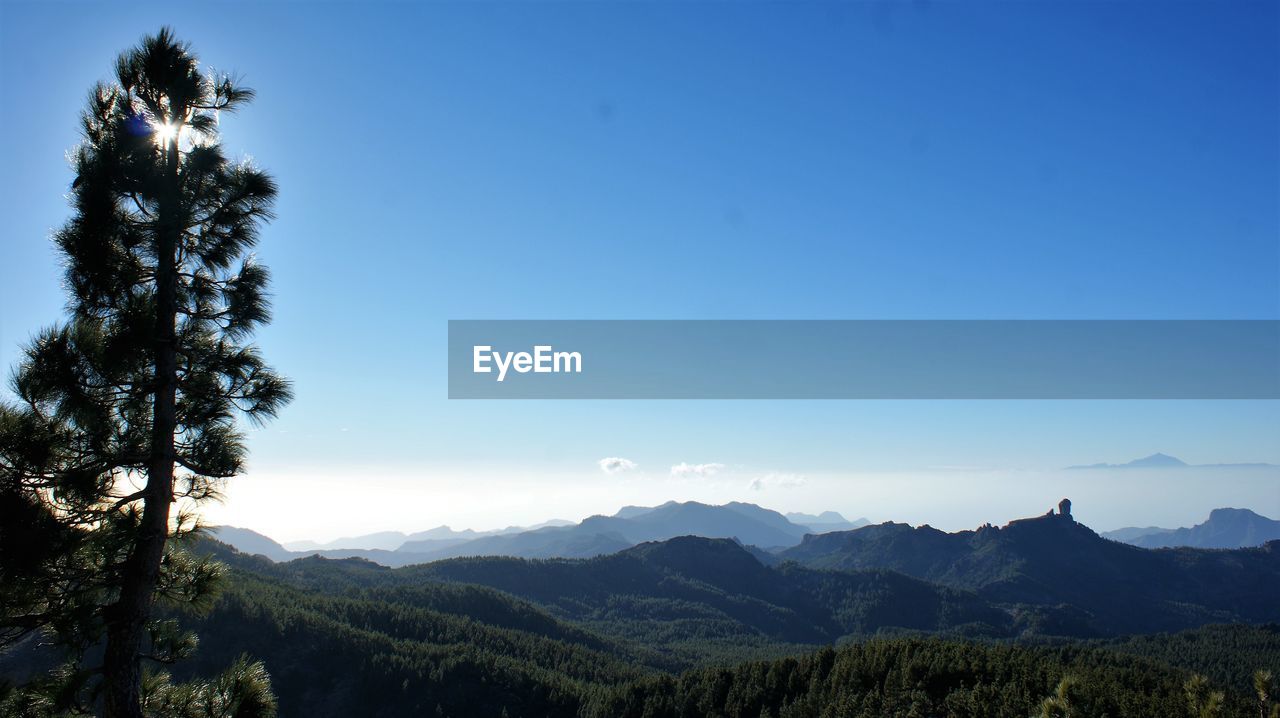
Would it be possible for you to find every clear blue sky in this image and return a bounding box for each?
[1,1,1277,539]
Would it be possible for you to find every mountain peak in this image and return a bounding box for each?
[622,535,772,586]
[1068,453,1188,470]
[1207,507,1261,519]
[1128,453,1187,467]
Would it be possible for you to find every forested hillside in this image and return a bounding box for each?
[138,536,1280,717]
[586,638,1267,718]
[195,537,1013,666]
[6,535,1276,717]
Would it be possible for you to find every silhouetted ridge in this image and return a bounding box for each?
[779,501,1280,634]
[1129,508,1280,549]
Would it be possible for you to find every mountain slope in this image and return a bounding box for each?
[1128,508,1280,549]
[210,526,294,562]
[170,543,658,718]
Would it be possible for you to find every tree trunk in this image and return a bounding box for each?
[102,134,181,718]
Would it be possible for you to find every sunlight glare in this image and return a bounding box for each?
[152,121,179,146]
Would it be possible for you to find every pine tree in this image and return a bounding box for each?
[0,27,289,718]
[1185,674,1226,718]
[1256,670,1275,718]
[1038,676,1078,718]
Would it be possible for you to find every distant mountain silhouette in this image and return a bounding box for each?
[214,502,827,566]
[1106,508,1280,549]
[217,526,591,567]
[409,525,633,561]
[207,529,440,567]
[1100,525,1175,543]
[209,526,293,562]
[285,520,574,553]
[777,501,1280,634]
[395,525,506,554]
[786,511,870,532]
[1068,453,1188,469]
[612,505,657,519]
[1068,453,1276,470]
[423,501,811,561]
[587,501,808,546]
[287,530,421,552]
[393,536,478,554]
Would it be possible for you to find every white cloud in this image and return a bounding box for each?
[670,462,725,478]
[749,473,807,491]
[598,457,638,475]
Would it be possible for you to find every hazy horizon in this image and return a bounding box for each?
[202,461,1280,543]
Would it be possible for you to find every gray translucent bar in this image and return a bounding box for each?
[447,320,1280,399]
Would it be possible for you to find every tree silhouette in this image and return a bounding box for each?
[0,28,289,718]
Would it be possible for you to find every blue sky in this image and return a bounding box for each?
[1,1,1277,539]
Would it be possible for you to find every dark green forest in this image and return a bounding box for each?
[13,535,1268,717]
[166,541,1280,716]
[5,529,1279,716]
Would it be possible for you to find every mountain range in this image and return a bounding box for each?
[207,499,1280,637]
[203,501,1280,644]
[213,501,1277,569]
[283,520,575,552]
[212,501,871,567]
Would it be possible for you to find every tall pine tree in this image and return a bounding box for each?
[0,28,290,718]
